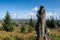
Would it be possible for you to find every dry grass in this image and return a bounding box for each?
[0,27,36,40]
[50,28,60,36]
[0,27,60,40]
[49,28,60,40]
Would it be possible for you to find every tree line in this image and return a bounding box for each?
[2,11,59,32]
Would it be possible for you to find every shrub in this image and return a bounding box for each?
[21,23,27,33]
[28,26,34,33]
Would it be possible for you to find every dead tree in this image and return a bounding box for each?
[36,6,49,40]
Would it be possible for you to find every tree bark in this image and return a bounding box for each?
[36,6,46,40]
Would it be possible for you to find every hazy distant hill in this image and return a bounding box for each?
[0,19,60,26]
[12,19,37,24]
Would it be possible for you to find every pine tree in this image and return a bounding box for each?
[29,17,34,32]
[29,17,34,27]
[3,11,15,31]
[21,23,27,33]
[50,17,57,28]
[46,17,57,28]
[46,19,50,27]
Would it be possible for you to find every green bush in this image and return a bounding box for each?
[21,23,27,33]
[28,26,34,33]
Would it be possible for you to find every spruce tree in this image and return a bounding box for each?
[3,11,15,31]
[29,17,34,32]
[50,17,57,28]
[29,18,34,27]
[21,23,27,33]
[46,19,50,27]
[46,17,57,28]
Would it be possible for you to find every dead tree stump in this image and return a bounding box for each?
[36,6,49,40]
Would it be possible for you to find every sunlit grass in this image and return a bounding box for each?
[0,27,60,40]
[0,27,36,40]
[49,28,60,40]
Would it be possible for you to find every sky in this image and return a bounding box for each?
[0,0,60,19]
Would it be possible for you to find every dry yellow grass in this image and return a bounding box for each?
[0,27,60,40]
[49,28,60,40]
[50,28,60,36]
[0,27,36,40]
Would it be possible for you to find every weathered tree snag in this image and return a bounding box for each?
[36,6,46,40]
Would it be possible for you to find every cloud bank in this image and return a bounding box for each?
[32,7,38,11]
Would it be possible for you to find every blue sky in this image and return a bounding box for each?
[0,0,60,19]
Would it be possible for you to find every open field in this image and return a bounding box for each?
[0,27,36,40]
[0,27,60,40]
[49,28,60,40]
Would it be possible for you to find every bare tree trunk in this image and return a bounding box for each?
[36,6,50,40]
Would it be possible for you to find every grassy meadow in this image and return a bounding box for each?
[0,27,36,40]
[0,26,59,40]
[50,28,60,40]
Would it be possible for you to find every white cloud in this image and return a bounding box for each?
[46,12,53,16]
[13,13,16,16]
[46,12,59,16]
[29,13,34,16]
[46,12,60,20]
[32,7,38,11]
